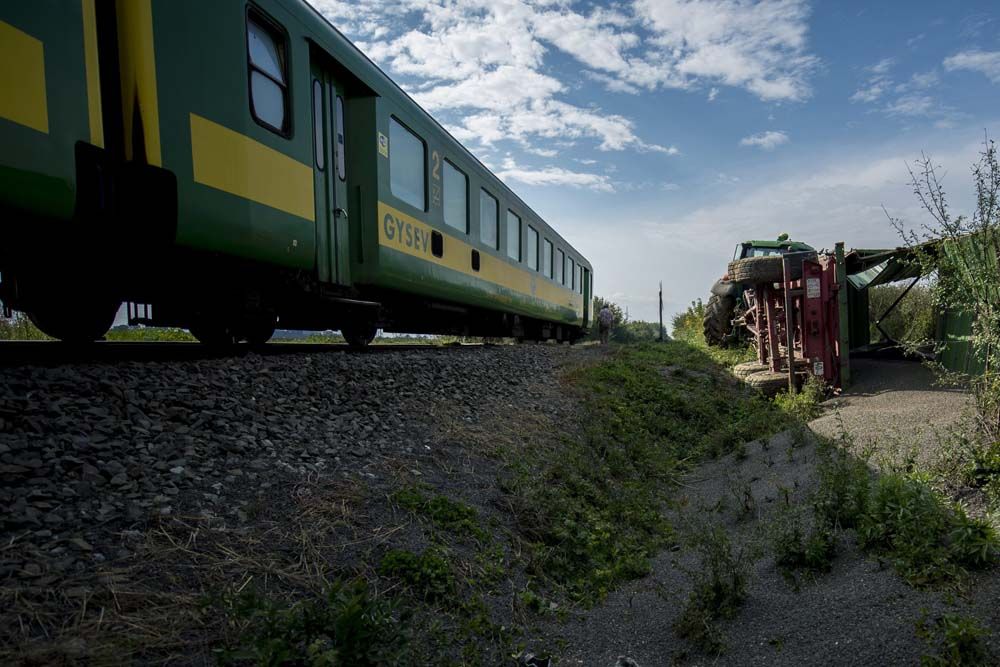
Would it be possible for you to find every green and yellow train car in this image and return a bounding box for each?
[0,0,594,345]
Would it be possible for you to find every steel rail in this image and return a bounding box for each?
[0,340,486,367]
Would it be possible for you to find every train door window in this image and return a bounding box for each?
[389,117,426,210]
[443,160,467,232]
[479,189,499,250]
[335,96,346,180]
[527,226,538,270]
[506,210,521,261]
[247,12,289,135]
[312,81,324,169]
[568,257,575,289]
[543,239,552,278]
[578,265,583,293]
[556,249,564,284]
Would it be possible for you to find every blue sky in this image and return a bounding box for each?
[310,0,1000,323]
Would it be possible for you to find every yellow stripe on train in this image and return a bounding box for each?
[0,20,49,134]
[190,113,315,221]
[377,201,582,317]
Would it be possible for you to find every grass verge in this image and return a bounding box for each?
[503,342,795,605]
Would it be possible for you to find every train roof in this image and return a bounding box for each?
[283,0,591,270]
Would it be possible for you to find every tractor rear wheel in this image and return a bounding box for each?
[727,253,816,284]
[703,294,736,347]
[733,361,769,379]
[744,370,792,396]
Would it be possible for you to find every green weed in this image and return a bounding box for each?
[505,342,792,605]
[916,612,993,666]
[770,507,836,574]
[379,548,455,601]
[213,580,408,666]
[859,474,997,586]
[812,440,998,587]
[773,376,825,421]
[391,487,486,539]
[674,524,755,654]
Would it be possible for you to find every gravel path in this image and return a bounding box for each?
[810,358,971,462]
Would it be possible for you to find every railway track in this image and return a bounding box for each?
[0,340,485,367]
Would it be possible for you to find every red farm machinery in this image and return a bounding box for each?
[721,243,851,395]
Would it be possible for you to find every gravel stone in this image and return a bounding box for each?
[0,345,569,603]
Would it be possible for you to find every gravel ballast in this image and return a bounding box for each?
[0,346,566,601]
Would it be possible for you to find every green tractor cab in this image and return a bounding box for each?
[703,236,816,347]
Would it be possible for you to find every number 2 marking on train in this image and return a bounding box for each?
[431,150,441,180]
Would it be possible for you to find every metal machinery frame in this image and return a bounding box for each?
[740,251,844,391]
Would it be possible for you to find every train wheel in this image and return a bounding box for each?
[189,319,238,348]
[244,313,276,349]
[342,322,376,349]
[27,294,120,343]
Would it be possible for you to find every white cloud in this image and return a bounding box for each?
[869,57,896,75]
[495,157,614,193]
[307,0,818,166]
[635,0,817,101]
[852,57,952,122]
[944,50,1000,84]
[707,87,720,102]
[883,94,936,118]
[524,146,558,158]
[739,130,790,150]
[851,58,894,103]
[851,83,888,104]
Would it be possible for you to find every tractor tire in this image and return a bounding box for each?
[744,370,792,397]
[727,253,816,285]
[732,361,769,379]
[703,293,736,347]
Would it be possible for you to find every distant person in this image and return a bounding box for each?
[598,305,613,344]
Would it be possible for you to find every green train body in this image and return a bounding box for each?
[0,0,594,345]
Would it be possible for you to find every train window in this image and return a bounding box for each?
[312,81,324,170]
[578,265,583,294]
[443,160,467,232]
[556,249,564,284]
[389,117,426,210]
[336,96,346,181]
[247,13,289,135]
[479,189,499,250]
[568,257,575,289]
[543,239,552,278]
[527,226,538,270]
[506,210,521,261]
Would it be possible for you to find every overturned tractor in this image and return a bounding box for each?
[706,238,847,395]
[703,236,816,348]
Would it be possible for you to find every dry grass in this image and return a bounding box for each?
[1,474,407,665]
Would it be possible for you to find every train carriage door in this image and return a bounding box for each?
[583,267,592,327]
[310,61,349,285]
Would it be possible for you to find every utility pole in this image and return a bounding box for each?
[659,281,664,342]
